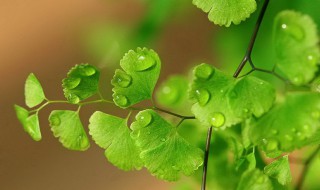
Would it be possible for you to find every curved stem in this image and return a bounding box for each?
[233,0,270,77]
[153,106,195,119]
[201,126,213,190]
[295,146,320,190]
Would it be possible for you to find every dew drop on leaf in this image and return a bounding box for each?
[265,139,279,152]
[113,72,132,88]
[50,115,61,126]
[135,55,156,71]
[303,124,312,136]
[161,85,178,103]
[194,64,214,80]
[136,111,152,127]
[113,94,129,107]
[64,78,81,89]
[195,89,210,106]
[80,65,96,76]
[210,112,225,128]
[292,74,304,85]
[68,94,80,104]
[280,22,305,41]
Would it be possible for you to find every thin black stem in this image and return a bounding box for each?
[201,126,213,190]
[153,106,195,119]
[233,0,270,77]
[295,146,320,190]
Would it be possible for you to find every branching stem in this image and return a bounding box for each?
[295,146,320,190]
[233,0,270,78]
[201,126,213,190]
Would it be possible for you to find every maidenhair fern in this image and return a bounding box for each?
[14,0,320,189]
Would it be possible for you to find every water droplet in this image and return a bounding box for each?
[65,78,81,89]
[81,66,96,76]
[135,55,156,71]
[265,139,279,151]
[113,94,128,107]
[136,111,152,127]
[220,89,224,93]
[210,112,225,128]
[303,125,312,136]
[50,115,61,126]
[305,52,318,66]
[195,64,214,80]
[259,81,264,85]
[285,135,293,141]
[112,71,132,88]
[79,135,89,148]
[291,128,297,132]
[68,94,80,104]
[195,89,210,106]
[312,111,320,119]
[280,22,305,41]
[292,75,304,85]
[160,138,166,142]
[271,129,278,135]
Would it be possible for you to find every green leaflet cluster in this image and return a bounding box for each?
[13,8,320,189]
[274,10,320,85]
[15,48,203,181]
[192,0,257,27]
[189,63,275,128]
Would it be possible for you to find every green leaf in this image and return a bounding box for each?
[274,10,320,85]
[131,109,203,181]
[111,48,161,108]
[89,111,143,171]
[189,64,275,128]
[235,152,256,173]
[237,169,273,190]
[62,64,100,104]
[264,155,292,186]
[25,73,46,108]
[14,105,42,141]
[229,77,275,118]
[192,0,257,27]
[250,92,320,158]
[49,110,90,151]
[155,75,189,108]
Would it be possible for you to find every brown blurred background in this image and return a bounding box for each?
[0,0,215,189]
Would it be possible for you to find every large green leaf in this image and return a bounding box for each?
[62,64,100,104]
[14,105,41,141]
[250,92,320,158]
[130,110,203,181]
[274,10,320,85]
[25,73,46,108]
[189,64,275,128]
[89,111,143,171]
[192,0,257,27]
[264,155,292,186]
[237,169,273,190]
[49,110,90,151]
[111,48,161,108]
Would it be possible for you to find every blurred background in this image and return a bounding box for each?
[1,0,320,189]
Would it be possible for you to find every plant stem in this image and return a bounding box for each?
[153,106,195,119]
[233,0,270,78]
[295,146,320,190]
[201,126,213,190]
